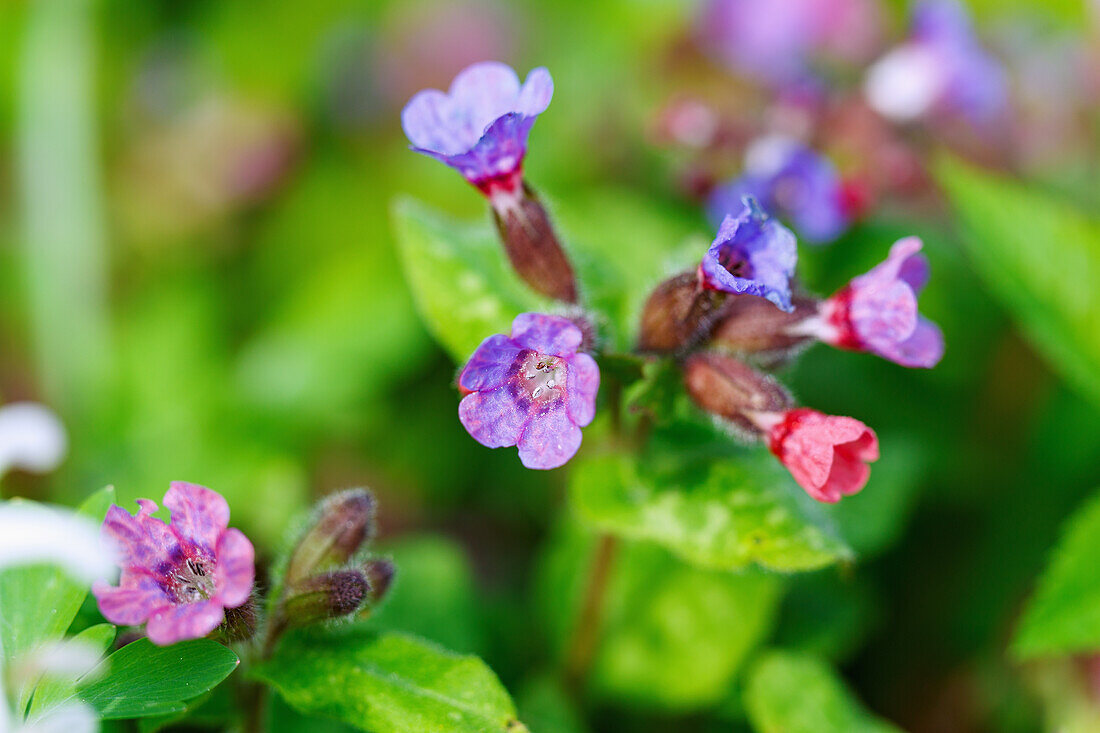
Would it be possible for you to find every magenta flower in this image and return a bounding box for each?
[93,482,254,646]
[401,61,553,197]
[698,197,798,312]
[754,408,879,503]
[458,313,599,470]
[806,236,944,368]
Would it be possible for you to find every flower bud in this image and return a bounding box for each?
[708,294,818,359]
[363,558,396,605]
[683,353,792,434]
[286,489,375,584]
[282,570,368,627]
[491,184,579,303]
[637,272,729,353]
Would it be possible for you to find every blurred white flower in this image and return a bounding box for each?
[0,403,67,477]
[0,502,112,584]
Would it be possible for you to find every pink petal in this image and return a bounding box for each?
[517,404,582,470]
[145,600,225,646]
[164,482,230,552]
[510,313,582,357]
[92,573,166,626]
[879,316,945,368]
[214,528,255,609]
[101,502,180,572]
[458,334,523,392]
[458,387,527,448]
[565,353,600,427]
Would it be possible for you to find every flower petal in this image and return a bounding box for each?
[877,316,945,368]
[213,528,255,609]
[459,334,523,393]
[145,600,225,646]
[164,482,230,553]
[516,67,554,116]
[92,573,166,626]
[101,502,180,573]
[510,313,582,356]
[565,353,599,427]
[516,404,582,470]
[458,387,527,448]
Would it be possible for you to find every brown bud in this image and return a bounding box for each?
[363,558,395,605]
[491,184,578,303]
[286,489,375,584]
[683,353,792,434]
[282,570,368,627]
[708,294,818,361]
[637,272,729,353]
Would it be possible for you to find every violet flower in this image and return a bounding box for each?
[864,0,1007,126]
[401,61,553,197]
[697,0,883,86]
[708,136,850,244]
[93,482,255,646]
[458,313,599,470]
[798,236,944,367]
[698,197,798,312]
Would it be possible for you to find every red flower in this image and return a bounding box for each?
[765,408,879,502]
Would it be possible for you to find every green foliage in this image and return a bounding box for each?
[0,486,114,712]
[570,451,851,574]
[255,626,525,733]
[537,522,782,710]
[936,156,1100,408]
[744,650,901,733]
[77,638,240,720]
[1014,489,1100,658]
[516,675,589,733]
[26,623,116,722]
[392,197,548,363]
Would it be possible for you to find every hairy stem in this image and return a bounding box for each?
[564,533,619,692]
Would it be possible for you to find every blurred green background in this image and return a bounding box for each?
[2,0,1100,731]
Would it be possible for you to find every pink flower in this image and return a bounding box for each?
[758,408,879,502]
[93,482,254,646]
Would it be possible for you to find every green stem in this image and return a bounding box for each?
[563,533,619,692]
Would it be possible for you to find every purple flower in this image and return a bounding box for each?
[698,197,798,312]
[697,0,883,85]
[810,236,944,367]
[458,313,599,470]
[864,0,1007,126]
[401,61,553,195]
[93,482,255,646]
[708,136,850,244]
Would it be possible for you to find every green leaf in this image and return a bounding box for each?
[77,638,240,720]
[26,623,115,722]
[744,650,901,733]
[392,196,548,363]
[535,522,782,710]
[0,486,115,712]
[936,155,1100,408]
[570,451,851,573]
[255,627,525,733]
[1014,489,1100,658]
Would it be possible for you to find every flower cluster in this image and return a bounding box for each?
[402,61,945,504]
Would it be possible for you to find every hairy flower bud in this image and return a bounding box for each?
[286,489,375,584]
[637,272,730,353]
[683,353,792,434]
[282,570,368,627]
[363,558,396,605]
[708,294,818,360]
[491,183,578,303]
[219,599,258,643]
